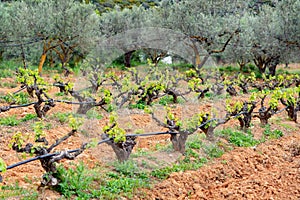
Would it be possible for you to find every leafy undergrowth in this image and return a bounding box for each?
[0,114,37,126]
[0,183,38,199]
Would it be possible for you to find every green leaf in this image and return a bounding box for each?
[0,158,7,172]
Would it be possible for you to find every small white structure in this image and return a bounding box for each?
[161,56,172,64]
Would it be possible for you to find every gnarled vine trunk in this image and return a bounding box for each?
[170,131,189,154]
[103,135,137,162]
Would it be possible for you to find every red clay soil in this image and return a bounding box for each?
[139,132,300,200]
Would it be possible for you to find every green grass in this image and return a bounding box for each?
[0,69,14,78]
[151,154,208,179]
[55,92,65,97]
[276,122,298,131]
[218,127,283,148]
[158,95,185,105]
[203,144,225,158]
[95,161,150,199]
[21,114,37,122]
[0,183,38,199]
[186,133,204,149]
[262,125,283,140]
[131,148,150,158]
[0,115,21,126]
[0,114,37,126]
[55,162,97,199]
[0,60,16,78]
[154,142,173,152]
[54,161,150,199]
[86,109,103,120]
[150,134,209,179]
[129,100,147,110]
[166,62,194,72]
[51,112,72,124]
[218,65,240,73]
[249,88,259,93]
[218,128,260,147]
[0,81,18,88]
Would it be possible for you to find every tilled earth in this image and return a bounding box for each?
[139,132,300,200]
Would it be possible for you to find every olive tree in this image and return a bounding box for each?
[248,6,283,75]
[0,1,39,65]
[89,0,161,13]
[96,0,249,69]
[275,0,300,66]
[0,3,8,61]
[151,0,248,71]
[97,5,154,67]
[1,0,99,74]
[225,0,300,75]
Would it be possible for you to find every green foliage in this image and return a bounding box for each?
[1,0,98,66]
[0,183,38,199]
[103,113,126,143]
[8,131,25,149]
[94,0,160,14]
[93,160,149,199]
[86,109,103,119]
[0,115,20,126]
[187,140,202,150]
[0,81,18,88]
[52,112,72,124]
[224,0,299,74]
[98,176,149,199]
[0,69,14,78]
[187,112,211,131]
[151,156,207,179]
[154,142,173,152]
[220,129,260,147]
[0,60,19,70]
[0,114,36,126]
[203,144,224,158]
[281,87,299,106]
[151,135,208,179]
[0,92,30,105]
[129,100,147,109]
[33,121,46,141]
[158,95,184,106]
[21,114,37,122]
[68,115,84,130]
[113,160,147,178]
[158,95,173,106]
[263,125,283,140]
[226,100,244,113]
[56,162,96,199]
[17,68,46,87]
[160,106,182,128]
[0,158,6,172]
[218,65,240,73]
[55,92,65,97]
[186,134,204,150]
[150,165,179,179]
[131,148,149,157]
[0,60,17,78]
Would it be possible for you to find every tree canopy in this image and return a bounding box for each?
[0,0,299,75]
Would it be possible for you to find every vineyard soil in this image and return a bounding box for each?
[138,130,300,200]
[0,65,299,199]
